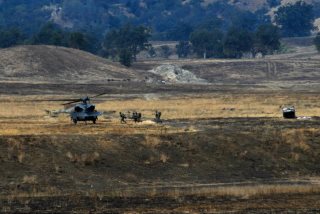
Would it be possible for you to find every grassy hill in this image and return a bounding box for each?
[0,45,137,83]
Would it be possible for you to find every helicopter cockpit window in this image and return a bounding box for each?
[75,106,84,112]
[87,105,95,112]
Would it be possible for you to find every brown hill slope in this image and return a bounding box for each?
[0,45,137,83]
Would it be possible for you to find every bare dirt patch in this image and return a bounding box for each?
[149,64,207,84]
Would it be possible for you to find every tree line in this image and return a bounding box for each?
[180,24,281,59]
[0,1,317,67]
[0,23,98,53]
[100,23,281,65]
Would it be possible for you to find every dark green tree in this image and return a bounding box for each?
[119,49,132,67]
[253,24,280,56]
[223,28,253,58]
[32,23,66,46]
[231,11,259,31]
[167,22,194,41]
[176,41,191,58]
[104,30,119,60]
[314,33,320,52]
[103,24,151,66]
[129,25,152,61]
[68,32,88,50]
[196,18,223,32]
[275,1,314,37]
[190,29,224,59]
[0,28,24,48]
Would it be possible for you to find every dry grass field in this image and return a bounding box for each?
[1,44,320,212]
[0,92,318,123]
[1,91,320,135]
[1,91,320,212]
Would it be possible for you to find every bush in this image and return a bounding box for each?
[314,33,320,52]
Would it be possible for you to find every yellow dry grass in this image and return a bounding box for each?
[280,128,317,150]
[98,93,320,119]
[1,92,320,136]
[4,182,320,200]
[1,92,320,210]
[178,184,320,198]
[79,183,320,199]
[2,93,320,118]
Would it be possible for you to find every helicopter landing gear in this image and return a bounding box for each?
[93,119,96,124]
[73,119,77,124]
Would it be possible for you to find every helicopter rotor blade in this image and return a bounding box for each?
[31,92,109,104]
[62,99,82,106]
[31,99,81,102]
[91,92,108,99]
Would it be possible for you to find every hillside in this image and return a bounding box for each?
[1,24,320,214]
[1,0,320,41]
[0,45,137,83]
[1,39,320,93]
[134,45,320,89]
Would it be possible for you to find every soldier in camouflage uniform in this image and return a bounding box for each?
[119,112,127,123]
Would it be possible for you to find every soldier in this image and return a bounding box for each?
[132,111,138,123]
[137,112,142,122]
[155,110,162,123]
[119,112,127,123]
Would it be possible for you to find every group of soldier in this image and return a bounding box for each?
[119,110,162,124]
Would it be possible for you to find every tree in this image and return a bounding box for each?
[126,0,141,16]
[176,41,191,58]
[32,23,66,46]
[275,1,314,37]
[119,49,132,67]
[167,22,194,41]
[231,11,259,31]
[223,28,253,58]
[267,0,281,8]
[314,33,320,52]
[103,24,151,66]
[104,30,119,60]
[254,24,280,56]
[0,28,24,48]
[160,45,171,58]
[196,17,223,32]
[129,25,152,61]
[0,1,275,44]
[68,32,88,50]
[190,29,224,59]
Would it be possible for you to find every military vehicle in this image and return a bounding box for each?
[282,106,296,119]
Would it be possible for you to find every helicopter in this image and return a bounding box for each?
[35,93,107,124]
[63,96,102,124]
